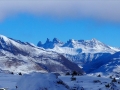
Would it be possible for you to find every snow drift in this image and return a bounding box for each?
[16,72,69,90]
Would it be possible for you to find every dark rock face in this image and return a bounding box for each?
[37,38,63,49]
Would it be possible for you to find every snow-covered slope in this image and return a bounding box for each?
[59,75,120,90]
[0,72,120,90]
[17,73,69,90]
[17,72,120,90]
[81,51,120,77]
[90,52,120,76]
[0,35,83,74]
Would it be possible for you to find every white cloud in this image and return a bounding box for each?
[0,0,120,22]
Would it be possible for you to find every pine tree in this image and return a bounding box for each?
[72,71,78,76]
[11,72,14,75]
[19,72,22,75]
[66,72,70,75]
[112,78,117,82]
[97,74,101,77]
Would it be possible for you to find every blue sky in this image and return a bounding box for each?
[0,1,120,47]
[0,14,120,47]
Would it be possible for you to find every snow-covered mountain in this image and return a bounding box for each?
[1,34,120,75]
[38,38,120,54]
[0,35,83,74]
[37,38,120,74]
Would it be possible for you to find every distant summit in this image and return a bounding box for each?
[37,38,63,49]
[37,38,119,53]
[53,38,61,43]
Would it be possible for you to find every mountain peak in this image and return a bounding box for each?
[46,38,50,43]
[0,34,11,45]
[37,41,42,47]
[53,38,63,44]
[53,38,60,43]
[89,38,105,46]
[0,34,8,40]
[0,34,5,38]
[67,39,75,43]
[91,38,100,43]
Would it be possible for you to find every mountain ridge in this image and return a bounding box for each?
[0,35,84,74]
[37,38,120,53]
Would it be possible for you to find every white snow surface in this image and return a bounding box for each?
[59,75,120,90]
[16,72,68,90]
[0,73,21,90]
[0,72,120,90]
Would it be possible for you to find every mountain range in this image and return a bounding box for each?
[0,34,120,75]
[37,38,120,75]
